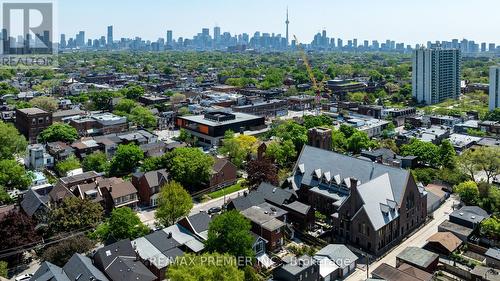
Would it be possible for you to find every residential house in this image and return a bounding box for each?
[424,232,462,256]
[71,138,101,159]
[241,204,287,252]
[287,145,427,256]
[26,144,54,170]
[209,158,237,189]
[93,239,156,281]
[396,247,439,273]
[485,248,500,269]
[177,212,212,241]
[46,141,75,160]
[132,169,168,207]
[314,244,358,279]
[31,253,109,281]
[15,107,52,143]
[133,226,205,281]
[449,206,489,229]
[20,189,49,218]
[273,255,319,281]
[372,262,433,281]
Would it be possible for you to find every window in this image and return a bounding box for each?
[32,118,36,125]
[38,118,44,124]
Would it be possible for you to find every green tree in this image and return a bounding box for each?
[122,85,145,100]
[29,96,58,112]
[113,98,137,115]
[484,108,500,122]
[439,140,456,168]
[167,253,244,281]
[163,147,214,187]
[454,180,479,205]
[302,115,332,129]
[265,140,297,167]
[205,210,254,258]
[339,124,356,138]
[0,121,27,159]
[89,91,114,111]
[457,147,500,183]
[39,123,79,143]
[0,159,33,190]
[346,131,374,154]
[219,131,257,167]
[480,217,500,240]
[55,155,81,176]
[92,207,150,241]
[41,235,95,267]
[108,144,144,176]
[401,139,440,167]
[129,106,157,128]
[82,152,109,173]
[49,197,103,232]
[155,181,193,227]
[0,260,7,278]
[140,156,163,172]
[0,186,13,204]
[269,121,308,150]
[331,129,347,152]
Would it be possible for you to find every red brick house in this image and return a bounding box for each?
[131,169,168,207]
[209,158,237,189]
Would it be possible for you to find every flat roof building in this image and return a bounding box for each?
[176,111,265,146]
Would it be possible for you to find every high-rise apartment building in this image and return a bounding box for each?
[166,30,173,46]
[107,25,113,46]
[490,66,500,111]
[412,47,461,105]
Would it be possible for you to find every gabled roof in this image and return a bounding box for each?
[372,263,423,281]
[354,173,399,231]
[21,189,49,217]
[94,239,136,269]
[292,145,410,204]
[229,191,266,211]
[63,253,109,281]
[32,261,70,281]
[184,212,211,234]
[106,257,156,281]
[256,182,296,206]
[141,169,168,188]
[426,232,462,253]
[314,244,358,268]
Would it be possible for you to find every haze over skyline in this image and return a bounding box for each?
[58,0,500,44]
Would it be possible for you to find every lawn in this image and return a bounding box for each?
[207,181,245,199]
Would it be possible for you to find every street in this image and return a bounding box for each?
[345,195,460,281]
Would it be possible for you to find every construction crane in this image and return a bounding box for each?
[293,35,325,115]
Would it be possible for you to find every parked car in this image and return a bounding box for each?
[207,206,221,215]
[15,274,33,281]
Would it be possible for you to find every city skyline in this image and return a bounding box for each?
[58,0,500,45]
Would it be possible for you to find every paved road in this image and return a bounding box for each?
[345,195,460,281]
[137,188,248,227]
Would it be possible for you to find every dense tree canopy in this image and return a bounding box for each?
[39,123,78,143]
[205,210,254,259]
[454,180,479,205]
[167,253,244,281]
[41,235,95,267]
[219,131,258,167]
[0,159,33,190]
[0,211,40,253]
[162,147,214,188]
[0,121,27,159]
[55,155,81,176]
[108,144,144,176]
[29,96,58,112]
[245,158,279,188]
[155,181,193,227]
[92,207,149,242]
[265,140,297,167]
[49,197,103,232]
[82,152,109,173]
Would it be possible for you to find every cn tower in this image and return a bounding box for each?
[285,7,290,46]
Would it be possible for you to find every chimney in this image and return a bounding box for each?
[350,177,358,191]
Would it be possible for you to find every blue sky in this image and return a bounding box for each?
[57,0,500,44]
